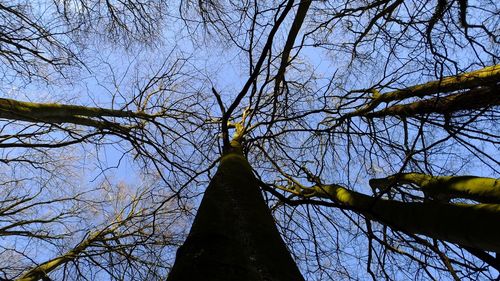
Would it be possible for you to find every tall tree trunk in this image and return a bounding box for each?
[167,149,304,281]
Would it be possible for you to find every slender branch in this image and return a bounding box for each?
[222,0,296,149]
[274,0,312,94]
[16,230,106,281]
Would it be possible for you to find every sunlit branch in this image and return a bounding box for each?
[370,173,500,204]
[347,65,500,118]
[0,98,154,131]
[16,230,107,281]
[366,85,499,118]
[278,181,500,252]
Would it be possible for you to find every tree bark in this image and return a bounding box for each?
[167,149,304,281]
[310,184,500,252]
[370,173,500,204]
[0,97,151,129]
[342,64,500,119]
[366,85,499,118]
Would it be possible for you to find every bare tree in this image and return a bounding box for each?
[0,0,499,280]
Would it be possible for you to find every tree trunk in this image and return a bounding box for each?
[167,149,304,281]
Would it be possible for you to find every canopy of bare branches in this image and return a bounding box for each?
[0,0,498,280]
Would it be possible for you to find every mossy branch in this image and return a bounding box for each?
[16,231,104,281]
[347,64,500,118]
[366,85,499,118]
[16,203,140,281]
[370,173,500,204]
[0,98,154,131]
[302,183,500,252]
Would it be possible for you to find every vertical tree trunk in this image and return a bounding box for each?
[167,149,305,281]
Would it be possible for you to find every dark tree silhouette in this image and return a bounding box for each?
[0,0,499,280]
